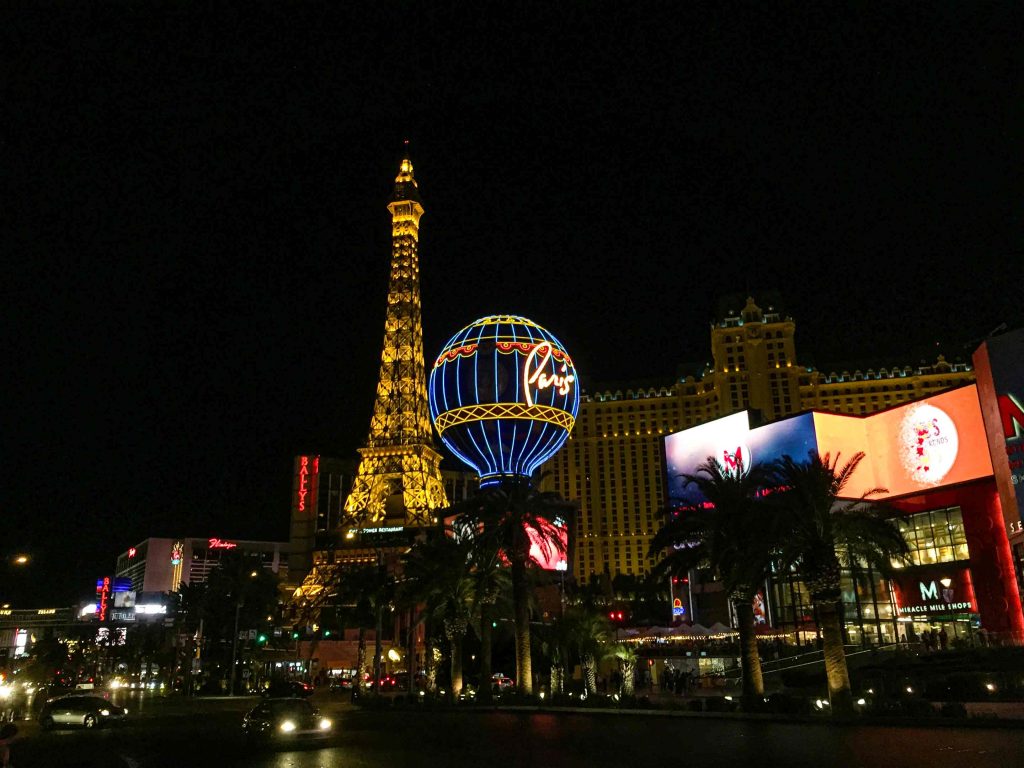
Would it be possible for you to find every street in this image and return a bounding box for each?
[8,693,1024,768]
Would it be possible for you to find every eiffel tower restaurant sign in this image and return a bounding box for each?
[428,315,580,486]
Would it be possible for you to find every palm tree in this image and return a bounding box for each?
[610,643,638,696]
[770,451,910,715]
[453,474,571,696]
[563,605,613,695]
[402,533,477,701]
[649,457,776,707]
[468,535,509,703]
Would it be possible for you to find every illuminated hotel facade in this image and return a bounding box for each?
[115,537,289,595]
[543,297,975,583]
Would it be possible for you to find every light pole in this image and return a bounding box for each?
[229,598,245,696]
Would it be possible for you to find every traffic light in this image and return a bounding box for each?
[291,631,299,639]
[257,634,267,644]
[324,630,331,638]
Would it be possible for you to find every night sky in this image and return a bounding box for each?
[5,4,1022,606]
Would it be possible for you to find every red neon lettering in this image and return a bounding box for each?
[208,538,237,550]
[999,394,1024,441]
[298,456,309,511]
[98,577,111,622]
[128,547,136,558]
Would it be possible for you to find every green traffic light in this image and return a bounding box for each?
[324,630,331,637]
[292,632,299,639]
[257,634,267,644]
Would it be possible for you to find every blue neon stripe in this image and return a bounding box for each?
[478,414,499,477]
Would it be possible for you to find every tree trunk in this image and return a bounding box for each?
[424,637,437,693]
[449,632,463,703]
[550,663,564,695]
[734,599,765,706]
[356,626,366,690]
[583,653,596,694]
[620,660,635,697]
[373,602,383,694]
[478,601,493,703]
[817,599,853,715]
[511,555,532,695]
[406,606,416,696]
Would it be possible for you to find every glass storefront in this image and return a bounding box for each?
[767,506,978,647]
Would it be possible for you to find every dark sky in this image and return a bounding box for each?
[4,4,1022,605]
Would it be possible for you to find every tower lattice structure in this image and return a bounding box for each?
[342,154,448,528]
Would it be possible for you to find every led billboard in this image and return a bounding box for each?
[664,385,993,505]
[813,385,993,500]
[444,513,569,571]
[664,411,817,505]
[973,328,1024,535]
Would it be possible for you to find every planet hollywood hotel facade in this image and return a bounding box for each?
[665,369,1024,647]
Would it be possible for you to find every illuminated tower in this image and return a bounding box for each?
[342,153,449,527]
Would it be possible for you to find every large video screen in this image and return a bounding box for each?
[664,385,992,505]
[664,412,817,506]
[814,385,992,499]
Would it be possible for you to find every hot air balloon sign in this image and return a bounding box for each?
[429,315,580,485]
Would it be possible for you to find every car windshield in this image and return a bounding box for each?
[269,700,313,717]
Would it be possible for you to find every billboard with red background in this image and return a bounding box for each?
[972,328,1024,536]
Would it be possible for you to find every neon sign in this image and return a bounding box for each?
[96,577,111,622]
[128,547,137,558]
[524,342,575,406]
[170,543,183,566]
[429,315,580,485]
[208,538,237,550]
[297,456,310,511]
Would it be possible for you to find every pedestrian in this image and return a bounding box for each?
[930,628,940,652]
[937,627,948,651]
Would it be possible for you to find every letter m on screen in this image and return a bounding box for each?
[919,581,939,601]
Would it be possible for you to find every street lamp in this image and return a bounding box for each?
[229,597,246,696]
[13,555,29,566]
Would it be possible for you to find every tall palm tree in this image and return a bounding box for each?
[770,451,910,715]
[402,533,477,701]
[649,457,776,707]
[454,474,571,696]
[468,535,509,703]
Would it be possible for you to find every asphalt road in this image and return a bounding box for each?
[9,694,1024,768]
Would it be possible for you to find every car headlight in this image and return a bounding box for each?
[319,718,332,730]
[100,709,110,716]
[279,720,297,733]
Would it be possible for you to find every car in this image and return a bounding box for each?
[243,698,332,744]
[491,674,514,691]
[328,677,353,691]
[39,695,127,730]
[262,680,314,698]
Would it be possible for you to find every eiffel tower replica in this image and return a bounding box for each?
[290,150,449,617]
[342,150,449,527]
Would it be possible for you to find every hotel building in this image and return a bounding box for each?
[543,297,975,582]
